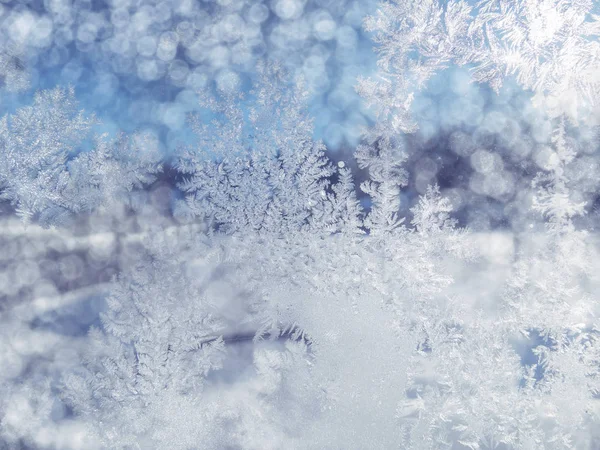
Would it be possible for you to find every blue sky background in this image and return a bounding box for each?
[2,0,599,232]
[0,0,379,153]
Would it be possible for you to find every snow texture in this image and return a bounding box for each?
[1,0,600,449]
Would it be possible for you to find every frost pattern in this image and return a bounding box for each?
[360,0,600,131]
[0,50,28,92]
[1,1,600,449]
[176,63,362,236]
[0,87,162,227]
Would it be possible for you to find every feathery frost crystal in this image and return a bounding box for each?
[1,0,600,449]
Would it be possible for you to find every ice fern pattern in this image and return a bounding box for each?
[176,63,361,236]
[0,1,600,450]
[61,233,228,448]
[360,0,600,131]
[0,87,162,227]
